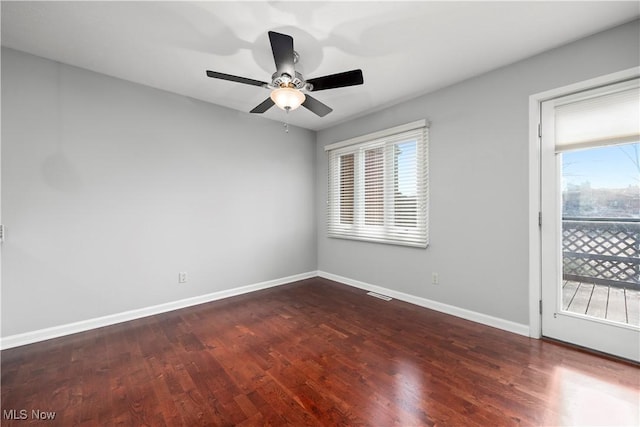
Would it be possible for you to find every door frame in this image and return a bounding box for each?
[528,67,640,340]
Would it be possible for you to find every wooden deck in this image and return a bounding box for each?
[563,280,640,327]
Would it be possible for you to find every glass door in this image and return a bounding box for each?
[540,78,640,362]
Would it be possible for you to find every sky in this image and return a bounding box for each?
[396,141,417,196]
[562,142,639,190]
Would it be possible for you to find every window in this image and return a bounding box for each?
[326,120,429,248]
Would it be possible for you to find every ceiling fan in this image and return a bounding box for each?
[206,31,364,117]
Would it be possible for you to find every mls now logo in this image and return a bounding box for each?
[3,409,56,420]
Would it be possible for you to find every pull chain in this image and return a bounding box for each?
[283,106,290,133]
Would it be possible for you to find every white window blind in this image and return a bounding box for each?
[555,78,640,152]
[326,121,429,248]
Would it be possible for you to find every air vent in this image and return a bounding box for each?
[366,291,392,301]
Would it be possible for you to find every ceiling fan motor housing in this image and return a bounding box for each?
[271,71,306,90]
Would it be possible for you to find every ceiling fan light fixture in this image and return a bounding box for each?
[270,86,305,111]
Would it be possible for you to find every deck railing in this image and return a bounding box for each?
[563,218,640,290]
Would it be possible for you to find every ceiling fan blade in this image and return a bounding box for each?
[302,95,333,117]
[307,69,364,91]
[268,31,295,77]
[206,70,268,87]
[250,98,275,114]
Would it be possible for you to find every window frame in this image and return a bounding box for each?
[326,120,429,248]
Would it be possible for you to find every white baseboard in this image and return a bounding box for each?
[318,271,530,337]
[0,271,318,350]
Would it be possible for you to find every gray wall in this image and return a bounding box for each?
[2,19,638,340]
[316,20,640,325]
[1,48,317,337]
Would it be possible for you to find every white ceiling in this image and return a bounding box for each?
[2,1,638,131]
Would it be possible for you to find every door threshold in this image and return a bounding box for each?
[542,336,640,367]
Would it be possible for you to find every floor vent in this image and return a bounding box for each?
[366,291,392,301]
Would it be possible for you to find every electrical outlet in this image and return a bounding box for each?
[432,272,439,285]
[178,272,188,283]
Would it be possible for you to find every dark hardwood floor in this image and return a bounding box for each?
[2,277,639,426]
